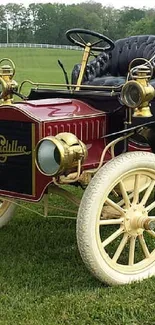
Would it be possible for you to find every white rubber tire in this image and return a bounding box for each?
[77,151,155,285]
[0,199,15,228]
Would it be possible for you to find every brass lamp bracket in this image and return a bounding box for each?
[0,58,18,105]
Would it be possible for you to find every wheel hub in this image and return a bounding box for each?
[124,204,148,236]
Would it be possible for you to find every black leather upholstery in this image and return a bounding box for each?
[71,35,155,87]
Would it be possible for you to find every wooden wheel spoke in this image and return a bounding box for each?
[146,229,155,238]
[112,233,128,262]
[117,182,152,207]
[118,184,144,207]
[148,216,155,220]
[141,180,155,206]
[129,236,136,265]
[102,227,124,248]
[119,181,130,208]
[106,198,125,215]
[138,234,150,258]
[146,201,155,213]
[132,174,140,204]
[99,217,124,226]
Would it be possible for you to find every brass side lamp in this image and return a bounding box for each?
[121,59,155,117]
[0,58,18,105]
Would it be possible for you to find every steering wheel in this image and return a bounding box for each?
[66,28,114,52]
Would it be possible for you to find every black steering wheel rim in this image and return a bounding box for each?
[66,28,114,52]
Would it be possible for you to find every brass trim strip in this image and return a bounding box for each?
[19,79,123,93]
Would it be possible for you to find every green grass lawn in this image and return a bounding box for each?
[0,48,155,325]
[0,47,82,94]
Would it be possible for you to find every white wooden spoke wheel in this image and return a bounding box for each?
[0,198,15,228]
[77,151,155,285]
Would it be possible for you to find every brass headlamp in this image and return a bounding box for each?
[35,132,88,176]
[121,59,155,117]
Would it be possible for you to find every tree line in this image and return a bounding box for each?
[0,1,155,44]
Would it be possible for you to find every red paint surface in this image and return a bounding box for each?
[0,99,150,201]
[0,99,108,201]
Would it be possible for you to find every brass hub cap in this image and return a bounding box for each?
[124,204,148,236]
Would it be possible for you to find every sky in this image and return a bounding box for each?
[0,0,155,9]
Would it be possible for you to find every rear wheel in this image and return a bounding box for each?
[0,199,15,228]
[77,151,155,285]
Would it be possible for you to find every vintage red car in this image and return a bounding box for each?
[0,28,155,286]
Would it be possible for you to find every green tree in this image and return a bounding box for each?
[0,5,7,43]
[100,6,120,40]
[117,7,146,38]
[34,4,59,44]
[0,2,154,45]
[127,14,155,35]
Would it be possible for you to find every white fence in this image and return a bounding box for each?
[0,43,81,50]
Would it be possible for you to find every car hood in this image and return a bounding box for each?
[15,98,104,122]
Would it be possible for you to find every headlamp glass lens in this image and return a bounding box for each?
[37,139,61,175]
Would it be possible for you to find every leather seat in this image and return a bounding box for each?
[71,35,155,87]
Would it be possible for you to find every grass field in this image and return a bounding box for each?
[0,48,155,325]
[0,47,81,91]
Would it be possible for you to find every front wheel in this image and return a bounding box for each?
[77,151,155,285]
[0,198,15,228]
